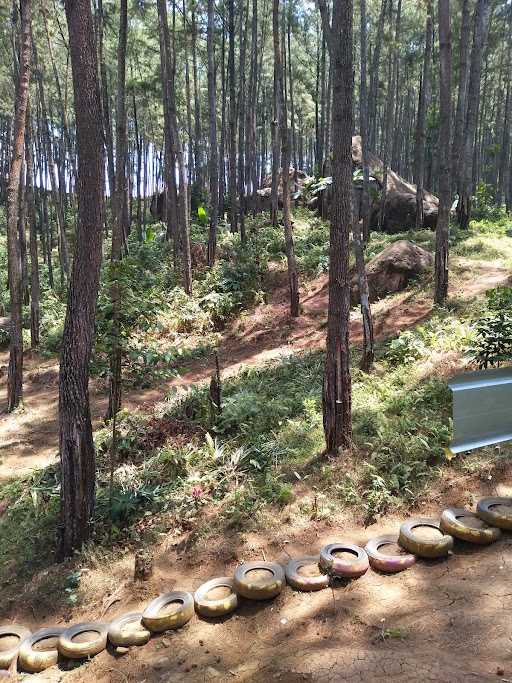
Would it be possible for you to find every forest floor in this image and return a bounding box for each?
[0,255,508,482]
[1,217,512,682]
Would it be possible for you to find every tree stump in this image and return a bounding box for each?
[134,549,153,581]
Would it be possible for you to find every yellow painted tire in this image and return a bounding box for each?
[194,577,238,618]
[0,624,31,669]
[142,591,194,633]
[18,627,64,673]
[233,561,285,600]
[285,556,329,591]
[319,543,369,578]
[476,497,512,530]
[58,622,108,659]
[107,612,151,647]
[398,518,453,559]
[440,507,501,544]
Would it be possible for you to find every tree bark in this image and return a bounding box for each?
[96,0,115,200]
[368,0,387,151]
[7,0,32,411]
[414,2,433,230]
[107,0,128,422]
[207,0,219,266]
[457,0,490,228]
[25,113,40,348]
[227,0,238,233]
[59,0,105,558]
[273,0,299,318]
[451,0,471,197]
[435,0,452,305]
[157,0,192,294]
[359,0,371,242]
[318,0,353,454]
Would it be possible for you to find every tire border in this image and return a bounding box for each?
[0,624,31,669]
[440,507,501,544]
[233,561,285,600]
[319,543,369,578]
[18,627,64,673]
[107,612,151,647]
[476,497,512,530]
[398,518,454,558]
[58,622,108,659]
[194,577,238,618]
[142,591,194,633]
[364,534,417,573]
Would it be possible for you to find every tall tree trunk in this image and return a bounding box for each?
[237,0,248,243]
[227,0,238,233]
[183,0,194,203]
[218,23,227,218]
[359,0,371,241]
[318,0,353,454]
[107,0,128,422]
[414,3,433,230]
[457,0,490,228]
[25,113,40,348]
[451,0,471,196]
[33,45,70,283]
[496,27,511,208]
[7,0,32,411]
[191,4,203,195]
[132,91,143,241]
[96,0,115,200]
[435,0,452,305]
[273,0,299,318]
[380,0,401,231]
[207,0,219,266]
[368,0,387,151]
[157,0,192,294]
[59,0,105,558]
[270,60,279,226]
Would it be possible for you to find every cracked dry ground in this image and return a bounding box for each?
[56,518,512,683]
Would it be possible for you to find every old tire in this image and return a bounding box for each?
[0,625,31,668]
[319,543,369,578]
[58,622,108,659]
[18,627,64,673]
[233,561,285,600]
[142,591,194,633]
[440,507,501,544]
[285,556,329,591]
[194,577,238,618]
[399,518,454,558]
[108,613,151,647]
[476,497,512,530]
[364,534,417,573]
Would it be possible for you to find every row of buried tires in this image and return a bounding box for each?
[1,496,510,675]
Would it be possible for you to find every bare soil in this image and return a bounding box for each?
[9,502,512,683]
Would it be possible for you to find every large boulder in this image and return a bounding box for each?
[256,168,312,211]
[311,137,439,233]
[351,136,439,233]
[350,240,433,304]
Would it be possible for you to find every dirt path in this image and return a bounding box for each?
[0,257,509,482]
[13,492,512,683]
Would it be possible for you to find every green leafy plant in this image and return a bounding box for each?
[468,312,512,369]
[386,331,427,365]
[486,286,512,312]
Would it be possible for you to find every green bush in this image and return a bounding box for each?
[486,286,512,312]
[468,312,512,369]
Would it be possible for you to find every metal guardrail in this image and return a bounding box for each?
[449,366,512,453]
